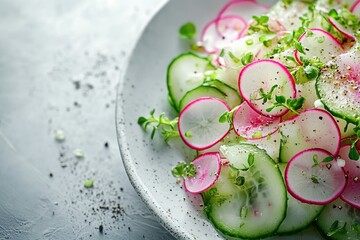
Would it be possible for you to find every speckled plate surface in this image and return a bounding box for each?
[116,0,325,239]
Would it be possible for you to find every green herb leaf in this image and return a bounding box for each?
[349,145,360,160]
[235,176,246,186]
[84,179,94,188]
[275,95,286,104]
[247,153,255,167]
[172,162,196,178]
[322,156,334,163]
[241,52,254,66]
[179,22,196,39]
[311,174,320,184]
[328,220,347,237]
[219,112,229,123]
[228,51,241,63]
[304,65,320,80]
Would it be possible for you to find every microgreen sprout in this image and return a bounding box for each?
[138,109,179,142]
[179,22,196,39]
[327,220,347,237]
[252,85,305,114]
[172,162,196,178]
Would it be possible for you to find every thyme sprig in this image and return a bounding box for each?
[138,109,179,142]
[253,85,305,114]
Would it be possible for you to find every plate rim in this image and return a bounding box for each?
[115,1,195,239]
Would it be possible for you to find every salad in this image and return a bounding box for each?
[138,0,360,239]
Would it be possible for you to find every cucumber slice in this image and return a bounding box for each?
[214,67,240,90]
[203,79,242,109]
[277,163,324,235]
[203,144,287,239]
[167,52,213,111]
[317,198,360,240]
[316,50,360,124]
[179,85,227,111]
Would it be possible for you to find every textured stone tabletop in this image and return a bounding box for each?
[0,0,174,239]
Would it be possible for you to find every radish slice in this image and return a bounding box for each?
[351,0,360,17]
[339,145,360,209]
[178,97,231,150]
[216,15,247,40]
[285,148,347,205]
[232,101,281,139]
[202,16,246,54]
[279,108,341,163]
[341,136,360,149]
[239,59,296,117]
[184,152,221,194]
[218,0,269,22]
[328,17,356,41]
[295,28,344,65]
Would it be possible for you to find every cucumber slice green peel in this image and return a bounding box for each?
[202,144,287,239]
[167,52,215,112]
[316,50,360,125]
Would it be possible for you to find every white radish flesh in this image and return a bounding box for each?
[184,152,221,194]
[232,101,280,139]
[295,28,344,65]
[285,148,347,205]
[239,59,296,117]
[339,145,360,209]
[178,97,230,150]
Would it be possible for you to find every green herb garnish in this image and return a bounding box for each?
[179,22,196,39]
[84,179,94,188]
[138,109,179,142]
[172,162,196,178]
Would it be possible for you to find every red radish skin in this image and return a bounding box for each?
[184,152,222,194]
[295,28,344,65]
[239,59,296,117]
[216,15,247,39]
[178,97,231,151]
[279,108,342,162]
[218,0,269,22]
[351,0,360,16]
[201,19,222,54]
[328,17,356,40]
[232,101,281,139]
[341,136,360,149]
[285,148,347,205]
[202,16,247,54]
[339,145,360,209]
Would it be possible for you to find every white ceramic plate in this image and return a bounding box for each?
[116,0,325,239]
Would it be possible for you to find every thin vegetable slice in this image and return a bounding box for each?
[203,144,286,239]
[178,97,230,150]
[351,0,360,16]
[328,17,356,41]
[184,152,221,194]
[285,148,347,205]
[279,108,341,163]
[218,0,269,22]
[239,59,296,117]
[201,16,246,54]
[317,198,360,240]
[295,28,344,65]
[277,163,324,234]
[167,52,213,111]
[339,145,360,209]
[316,49,360,124]
[232,101,280,139]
